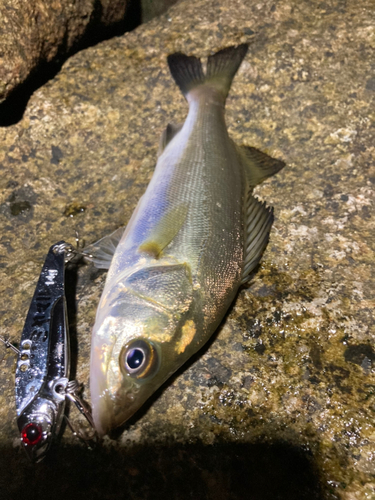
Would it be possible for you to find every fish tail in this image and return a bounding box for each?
[167,44,248,101]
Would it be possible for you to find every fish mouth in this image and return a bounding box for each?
[91,389,139,438]
[90,338,139,437]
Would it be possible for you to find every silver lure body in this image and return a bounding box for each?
[15,242,70,462]
[89,45,284,435]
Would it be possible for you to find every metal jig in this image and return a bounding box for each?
[4,240,97,462]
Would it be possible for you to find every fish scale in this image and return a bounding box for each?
[168,95,242,283]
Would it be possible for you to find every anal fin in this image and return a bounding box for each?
[235,144,285,187]
[241,194,274,284]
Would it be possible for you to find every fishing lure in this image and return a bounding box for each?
[3,241,96,462]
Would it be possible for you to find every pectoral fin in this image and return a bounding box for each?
[241,194,274,284]
[235,144,285,187]
[83,227,125,269]
[83,195,146,269]
[158,123,183,156]
[138,203,188,258]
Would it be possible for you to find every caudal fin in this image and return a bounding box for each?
[167,44,248,101]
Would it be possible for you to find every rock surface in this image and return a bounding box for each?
[0,0,129,104]
[0,0,374,498]
[141,0,179,22]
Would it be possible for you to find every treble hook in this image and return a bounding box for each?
[64,380,98,448]
[54,235,93,262]
[74,231,93,259]
[0,335,19,355]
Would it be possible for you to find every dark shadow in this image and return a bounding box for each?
[0,0,142,127]
[0,438,327,500]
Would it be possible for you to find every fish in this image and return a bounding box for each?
[86,44,285,436]
[13,241,96,461]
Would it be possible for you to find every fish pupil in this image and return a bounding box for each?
[127,348,144,370]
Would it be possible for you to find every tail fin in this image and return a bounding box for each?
[167,44,248,101]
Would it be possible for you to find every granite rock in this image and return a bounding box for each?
[0,0,374,498]
[141,0,180,22]
[0,0,129,104]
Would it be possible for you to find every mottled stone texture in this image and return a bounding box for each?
[142,0,179,22]
[0,0,128,103]
[0,0,374,499]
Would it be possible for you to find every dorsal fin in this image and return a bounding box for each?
[158,123,183,156]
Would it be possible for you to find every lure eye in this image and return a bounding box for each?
[120,339,158,379]
[21,423,43,446]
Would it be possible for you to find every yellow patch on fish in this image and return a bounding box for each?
[138,241,162,258]
[145,317,174,343]
[175,320,196,354]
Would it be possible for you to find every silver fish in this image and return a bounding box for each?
[86,45,285,436]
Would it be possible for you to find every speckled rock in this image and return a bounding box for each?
[0,0,374,499]
[141,0,179,22]
[0,0,128,103]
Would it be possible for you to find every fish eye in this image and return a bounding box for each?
[120,339,158,379]
[127,348,144,370]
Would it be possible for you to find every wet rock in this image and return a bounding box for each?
[141,0,179,22]
[0,0,129,104]
[0,0,374,498]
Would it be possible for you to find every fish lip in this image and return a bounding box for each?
[90,336,139,437]
[90,338,114,436]
[91,392,111,437]
[91,388,139,437]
